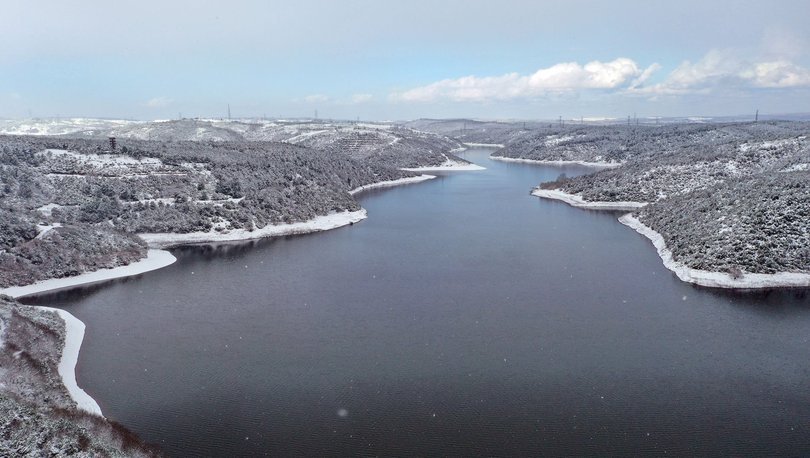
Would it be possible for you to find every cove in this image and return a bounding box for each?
[23,148,810,456]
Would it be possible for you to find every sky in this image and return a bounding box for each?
[1,0,809,121]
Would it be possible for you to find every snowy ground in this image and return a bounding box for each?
[401,158,486,172]
[0,250,177,299]
[36,203,63,217]
[40,149,163,167]
[34,307,103,416]
[619,214,810,289]
[140,210,368,248]
[35,223,62,239]
[532,188,647,211]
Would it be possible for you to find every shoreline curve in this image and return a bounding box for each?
[140,209,368,248]
[619,214,810,289]
[349,175,436,195]
[1,249,177,299]
[36,306,104,417]
[532,188,647,211]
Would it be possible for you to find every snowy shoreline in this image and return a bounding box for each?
[35,306,104,417]
[532,188,647,211]
[463,142,505,148]
[619,214,810,289]
[401,160,486,172]
[140,209,368,248]
[349,175,436,195]
[491,155,622,169]
[145,173,451,247]
[0,249,177,299]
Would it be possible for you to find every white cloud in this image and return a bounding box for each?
[351,93,373,104]
[304,94,330,104]
[634,50,810,95]
[630,63,662,88]
[144,96,172,107]
[391,58,660,103]
[742,60,810,88]
[390,50,810,105]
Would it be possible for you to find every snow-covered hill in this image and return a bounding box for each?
[1,118,468,169]
[525,121,810,284]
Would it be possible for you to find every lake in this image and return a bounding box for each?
[24,148,810,456]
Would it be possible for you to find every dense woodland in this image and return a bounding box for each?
[640,172,810,275]
[0,122,463,288]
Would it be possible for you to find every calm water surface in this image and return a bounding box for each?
[25,149,810,456]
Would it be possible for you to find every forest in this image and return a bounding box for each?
[0,122,465,288]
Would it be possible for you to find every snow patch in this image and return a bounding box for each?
[35,223,62,239]
[463,142,505,148]
[34,307,103,417]
[582,117,618,122]
[193,196,245,206]
[36,203,63,217]
[284,129,330,144]
[620,214,810,289]
[532,188,647,211]
[401,158,485,172]
[356,123,392,130]
[40,149,162,167]
[781,163,810,172]
[544,134,575,147]
[0,250,177,299]
[739,138,797,153]
[131,197,176,206]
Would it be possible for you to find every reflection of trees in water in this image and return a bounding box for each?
[18,275,143,305]
[700,285,810,315]
[173,237,279,261]
[20,232,317,306]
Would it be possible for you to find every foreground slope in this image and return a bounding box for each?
[0,296,159,456]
